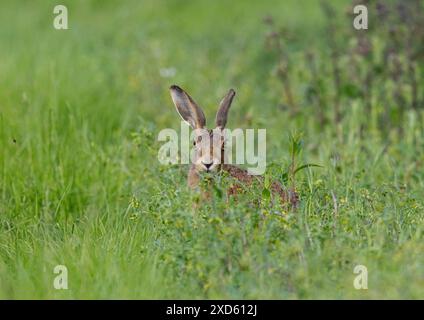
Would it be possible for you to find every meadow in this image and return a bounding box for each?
[0,0,423,299]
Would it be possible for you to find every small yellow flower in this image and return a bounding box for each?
[130,196,141,209]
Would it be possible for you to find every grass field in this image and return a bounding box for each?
[0,0,423,299]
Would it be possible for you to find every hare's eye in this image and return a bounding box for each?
[193,141,196,146]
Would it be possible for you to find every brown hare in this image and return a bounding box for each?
[169,85,298,207]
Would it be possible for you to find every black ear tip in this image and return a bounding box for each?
[170,85,183,92]
[229,89,236,96]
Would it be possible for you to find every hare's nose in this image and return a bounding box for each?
[202,161,213,169]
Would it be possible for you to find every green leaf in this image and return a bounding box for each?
[294,163,323,175]
[262,188,271,200]
[280,172,289,184]
[264,173,271,189]
[341,83,362,99]
[213,184,223,199]
[289,132,303,156]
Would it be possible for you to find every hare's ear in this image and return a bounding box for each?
[169,85,206,129]
[215,89,235,129]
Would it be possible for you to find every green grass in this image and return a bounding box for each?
[0,0,423,299]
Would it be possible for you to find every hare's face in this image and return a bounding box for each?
[169,85,235,174]
[192,129,225,173]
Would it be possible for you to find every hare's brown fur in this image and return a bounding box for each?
[170,85,298,207]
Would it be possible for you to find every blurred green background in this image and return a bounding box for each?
[0,0,422,299]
